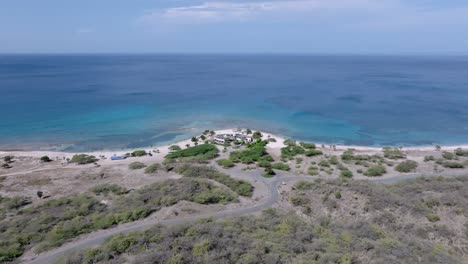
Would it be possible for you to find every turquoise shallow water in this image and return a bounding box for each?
[1,54,468,151]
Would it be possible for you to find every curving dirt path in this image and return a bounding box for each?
[23,168,466,264]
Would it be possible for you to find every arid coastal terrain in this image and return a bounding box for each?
[0,129,467,264]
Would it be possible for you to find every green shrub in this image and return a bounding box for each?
[165,144,219,161]
[217,159,235,168]
[426,213,440,222]
[263,167,276,178]
[308,167,318,176]
[424,155,435,162]
[271,162,290,171]
[144,163,160,174]
[305,149,323,157]
[395,160,418,173]
[290,195,309,206]
[3,156,14,163]
[383,147,405,159]
[454,148,468,157]
[283,139,297,146]
[299,142,316,149]
[252,131,263,139]
[91,184,127,195]
[340,170,353,178]
[230,141,268,164]
[329,156,339,165]
[0,178,237,262]
[441,161,464,169]
[259,155,274,162]
[364,165,386,177]
[341,149,355,160]
[131,150,147,157]
[70,154,98,165]
[318,160,330,167]
[258,160,272,168]
[169,145,182,151]
[294,181,315,190]
[281,145,305,160]
[129,162,146,170]
[176,164,254,197]
[442,152,456,160]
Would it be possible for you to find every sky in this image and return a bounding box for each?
[1,0,468,54]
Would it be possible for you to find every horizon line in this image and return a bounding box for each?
[1,52,468,57]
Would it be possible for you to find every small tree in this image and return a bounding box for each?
[37,191,43,199]
[40,156,52,162]
[131,150,147,157]
[3,156,14,163]
[263,167,276,177]
[200,135,206,141]
[246,129,252,134]
[191,137,198,143]
[253,131,263,139]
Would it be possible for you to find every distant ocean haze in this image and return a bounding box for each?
[1,54,468,151]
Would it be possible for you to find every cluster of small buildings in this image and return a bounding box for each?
[213,130,255,145]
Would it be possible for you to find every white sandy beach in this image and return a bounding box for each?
[1,128,467,159]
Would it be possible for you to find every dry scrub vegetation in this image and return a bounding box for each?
[58,176,467,264]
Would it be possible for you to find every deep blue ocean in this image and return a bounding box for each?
[1,54,468,151]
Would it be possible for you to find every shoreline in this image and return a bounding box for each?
[2,128,468,158]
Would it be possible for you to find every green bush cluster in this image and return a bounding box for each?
[62,176,467,264]
[364,165,387,176]
[128,162,146,170]
[91,184,128,195]
[176,164,254,197]
[281,145,305,160]
[169,145,182,151]
[340,170,353,178]
[271,162,290,171]
[70,154,98,165]
[144,163,160,174]
[305,149,323,157]
[283,139,296,146]
[426,213,440,222]
[262,167,276,178]
[438,161,465,169]
[308,167,319,176]
[0,178,236,262]
[455,148,468,156]
[383,147,406,159]
[299,142,316,149]
[230,140,268,164]
[216,159,235,168]
[442,152,456,160]
[395,160,418,173]
[252,131,263,139]
[165,144,219,161]
[131,150,147,157]
[424,155,435,162]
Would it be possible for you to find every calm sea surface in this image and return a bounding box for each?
[1,54,468,151]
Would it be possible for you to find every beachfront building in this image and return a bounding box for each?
[213,130,255,145]
[214,135,226,144]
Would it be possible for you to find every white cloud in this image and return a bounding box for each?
[139,0,392,24]
[137,0,468,34]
